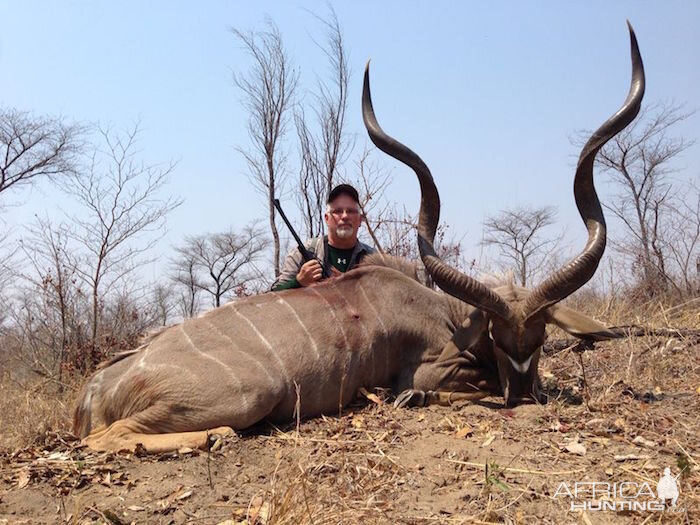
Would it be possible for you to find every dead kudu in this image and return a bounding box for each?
[74,25,644,453]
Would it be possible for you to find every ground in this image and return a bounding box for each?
[1,310,698,524]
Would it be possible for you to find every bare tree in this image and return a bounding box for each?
[578,102,695,296]
[366,202,468,287]
[664,180,700,295]
[295,109,323,237]
[232,21,299,276]
[353,144,392,253]
[14,217,83,383]
[150,284,177,326]
[482,206,560,287]
[172,223,269,309]
[0,109,83,196]
[64,124,181,367]
[295,7,352,238]
[170,251,201,318]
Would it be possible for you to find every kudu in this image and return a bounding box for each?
[74,25,644,453]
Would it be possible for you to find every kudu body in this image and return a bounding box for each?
[75,25,644,452]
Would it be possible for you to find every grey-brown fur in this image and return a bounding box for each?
[74,260,493,440]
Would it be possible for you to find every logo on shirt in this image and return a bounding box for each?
[337,257,347,265]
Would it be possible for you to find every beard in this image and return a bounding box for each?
[335,224,354,239]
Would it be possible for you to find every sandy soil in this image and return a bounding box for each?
[1,332,698,524]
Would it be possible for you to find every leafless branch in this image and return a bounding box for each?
[0,108,84,195]
[232,20,299,276]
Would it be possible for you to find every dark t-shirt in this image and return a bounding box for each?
[326,245,355,273]
[272,243,365,291]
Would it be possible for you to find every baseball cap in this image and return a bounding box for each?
[327,183,360,204]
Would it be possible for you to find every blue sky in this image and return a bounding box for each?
[1,1,699,280]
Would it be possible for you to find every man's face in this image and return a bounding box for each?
[325,194,362,245]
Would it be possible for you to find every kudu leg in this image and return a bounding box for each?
[395,343,499,408]
[83,418,234,453]
[394,389,491,408]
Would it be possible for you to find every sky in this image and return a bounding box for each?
[1,1,699,283]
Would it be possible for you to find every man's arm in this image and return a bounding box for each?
[271,246,325,291]
[271,248,305,291]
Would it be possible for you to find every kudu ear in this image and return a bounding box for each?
[544,304,624,341]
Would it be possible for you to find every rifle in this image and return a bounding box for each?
[273,198,330,278]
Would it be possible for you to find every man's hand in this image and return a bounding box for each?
[297,259,323,287]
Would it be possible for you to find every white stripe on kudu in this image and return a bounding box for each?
[232,304,293,388]
[358,283,388,336]
[110,347,151,399]
[180,324,251,413]
[275,296,321,360]
[308,287,350,351]
[204,318,277,387]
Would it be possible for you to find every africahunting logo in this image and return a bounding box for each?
[554,467,683,512]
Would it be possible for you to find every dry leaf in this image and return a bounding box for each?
[632,435,656,449]
[248,496,270,523]
[696,385,700,395]
[359,387,383,405]
[565,442,587,456]
[17,470,30,489]
[351,415,365,429]
[562,438,587,456]
[178,447,194,454]
[177,490,193,500]
[437,416,456,431]
[455,425,473,438]
[417,413,426,422]
[127,505,145,511]
[481,433,498,448]
[585,418,606,427]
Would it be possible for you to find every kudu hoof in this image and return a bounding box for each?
[393,389,427,408]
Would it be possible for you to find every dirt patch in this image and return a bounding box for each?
[1,332,698,524]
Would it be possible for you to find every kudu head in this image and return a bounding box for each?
[362,23,645,406]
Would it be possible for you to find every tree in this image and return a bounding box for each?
[295,7,352,237]
[353,145,392,253]
[580,102,695,296]
[481,206,560,287]
[171,223,269,309]
[170,250,201,319]
[232,21,299,277]
[0,109,83,196]
[14,217,83,383]
[664,180,700,296]
[64,124,181,367]
[150,284,177,326]
[366,201,469,287]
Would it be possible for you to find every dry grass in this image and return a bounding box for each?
[0,295,698,524]
[0,374,77,451]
